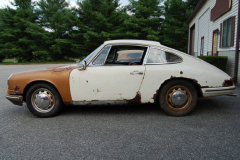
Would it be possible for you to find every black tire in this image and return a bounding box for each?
[26,83,63,118]
[159,80,197,116]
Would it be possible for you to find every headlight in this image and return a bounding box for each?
[7,74,13,85]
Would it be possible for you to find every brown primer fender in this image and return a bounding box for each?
[8,66,80,102]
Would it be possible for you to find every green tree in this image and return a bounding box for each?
[186,0,199,17]
[0,9,7,62]
[162,0,199,52]
[35,0,77,60]
[0,0,37,62]
[186,0,199,11]
[76,0,126,54]
[122,0,164,41]
[162,0,188,52]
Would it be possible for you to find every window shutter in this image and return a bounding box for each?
[230,16,235,47]
[219,23,222,48]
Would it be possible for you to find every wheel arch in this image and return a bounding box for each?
[23,80,61,102]
[155,77,203,103]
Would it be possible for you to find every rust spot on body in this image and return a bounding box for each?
[180,71,183,75]
[14,86,20,94]
[152,89,159,102]
[86,80,88,83]
[125,92,141,104]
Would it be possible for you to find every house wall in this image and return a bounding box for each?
[188,0,239,83]
[198,8,210,55]
[218,51,235,77]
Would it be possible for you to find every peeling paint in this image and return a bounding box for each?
[14,86,20,94]
[124,91,141,104]
[72,77,75,84]
[72,101,127,105]
[152,89,159,102]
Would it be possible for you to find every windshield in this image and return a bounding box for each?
[79,44,104,65]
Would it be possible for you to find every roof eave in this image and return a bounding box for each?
[186,0,207,24]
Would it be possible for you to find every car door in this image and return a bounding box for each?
[69,45,148,104]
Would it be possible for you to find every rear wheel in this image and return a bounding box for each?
[26,83,63,118]
[159,80,197,116]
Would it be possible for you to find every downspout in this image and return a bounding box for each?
[234,1,240,84]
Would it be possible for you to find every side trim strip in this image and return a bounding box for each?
[205,87,236,92]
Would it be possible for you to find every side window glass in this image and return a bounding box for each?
[93,46,111,65]
[147,48,166,63]
[105,46,147,65]
[147,48,182,64]
[106,49,116,63]
[165,52,182,63]
[116,50,143,63]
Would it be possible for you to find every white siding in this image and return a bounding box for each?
[189,0,239,55]
[198,8,210,55]
[188,0,239,80]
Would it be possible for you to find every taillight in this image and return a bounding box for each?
[222,79,234,87]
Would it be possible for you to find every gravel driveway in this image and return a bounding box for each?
[0,64,240,159]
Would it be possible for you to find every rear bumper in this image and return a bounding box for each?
[5,94,23,106]
[201,86,236,97]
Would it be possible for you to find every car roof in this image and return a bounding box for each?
[104,39,161,46]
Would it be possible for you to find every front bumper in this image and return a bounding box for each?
[201,86,236,97]
[5,94,23,106]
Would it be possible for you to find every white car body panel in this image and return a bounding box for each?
[70,66,145,103]
[69,40,235,104]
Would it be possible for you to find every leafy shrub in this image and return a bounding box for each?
[197,56,228,71]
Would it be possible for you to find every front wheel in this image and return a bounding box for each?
[26,83,63,118]
[159,80,198,116]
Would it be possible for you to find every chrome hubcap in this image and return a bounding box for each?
[31,88,55,113]
[171,91,186,106]
[166,85,192,109]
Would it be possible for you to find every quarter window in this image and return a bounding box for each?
[147,48,182,64]
[93,46,111,65]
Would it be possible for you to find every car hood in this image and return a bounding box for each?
[46,64,79,71]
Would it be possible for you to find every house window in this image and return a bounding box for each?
[222,17,232,47]
[212,30,218,56]
[200,37,204,55]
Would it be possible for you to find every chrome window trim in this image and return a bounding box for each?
[90,45,112,66]
[145,46,183,65]
[142,46,150,65]
[90,44,150,66]
[85,44,105,65]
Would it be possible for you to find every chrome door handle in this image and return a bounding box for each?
[130,71,143,75]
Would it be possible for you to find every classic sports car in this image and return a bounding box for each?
[6,40,236,117]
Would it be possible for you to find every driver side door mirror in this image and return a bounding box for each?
[79,61,87,71]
